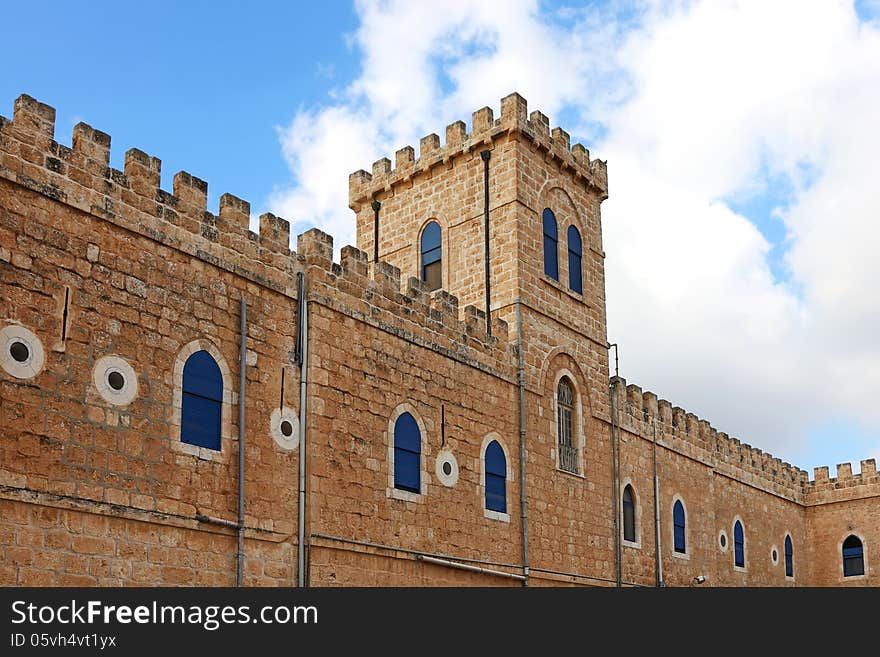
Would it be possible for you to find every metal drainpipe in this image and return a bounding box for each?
[371,200,381,263]
[481,150,492,336]
[515,300,529,586]
[297,278,309,587]
[237,297,247,587]
[609,379,621,588]
[652,418,664,587]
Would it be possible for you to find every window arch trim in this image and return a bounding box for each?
[733,517,746,570]
[553,369,583,476]
[671,495,689,558]
[620,480,640,547]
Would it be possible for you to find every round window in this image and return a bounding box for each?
[0,324,45,380]
[270,407,298,451]
[719,531,728,551]
[93,356,138,406]
[435,450,459,487]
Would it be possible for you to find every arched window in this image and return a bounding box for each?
[622,485,636,543]
[542,209,558,280]
[567,225,583,294]
[673,500,686,554]
[842,535,865,577]
[733,520,745,568]
[556,377,577,473]
[393,412,421,493]
[484,440,506,514]
[784,534,793,578]
[420,221,442,291]
[181,350,223,450]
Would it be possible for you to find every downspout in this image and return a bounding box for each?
[481,150,492,336]
[371,200,381,263]
[237,297,247,587]
[296,272,309,587]
[652,418,664,587]
[608,343,621,587]
[515,300,529,586]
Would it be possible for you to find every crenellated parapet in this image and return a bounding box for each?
[0,94,298,295]
[297,228,514,377]
[805,459,880,505]
[348,92,608,210]
[611,377,809,501]
[1,92,512,378]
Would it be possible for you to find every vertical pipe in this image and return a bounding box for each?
[515,300,529,585]
[237,297,247,587]
[371,200,381,263]
[652,419,663,587]
[297,281,309,587]
[610,379,621,587]
[481,150,492,336]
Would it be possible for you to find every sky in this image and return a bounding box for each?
[2,0,878,476]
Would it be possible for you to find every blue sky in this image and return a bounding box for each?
[3,1,879,475]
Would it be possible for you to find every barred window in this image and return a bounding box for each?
[557,377,578,474]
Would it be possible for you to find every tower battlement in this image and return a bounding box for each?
[348,92,608,211]
[805,459,880,505]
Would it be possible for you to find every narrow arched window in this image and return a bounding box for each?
[557,377,577,473]
[420,221,442,291]
[393,412,421,493]
[622,485,636,543]
[733,520,745,568]
[181,350,223,450]
[567,225,582,294]
[784,535,793,577]
[673,500,686,554]
[485,440,506,513]
[542,209,558,280]
[842,535,864,577]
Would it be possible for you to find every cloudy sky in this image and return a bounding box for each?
[3,0,878,474]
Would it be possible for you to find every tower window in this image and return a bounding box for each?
[842,535,865,577]
[733,520,745,568]
[420,221,442,291]
[181,350,224,451]
[556,377,578,474]
[567,225,583,294]
[542,208,558,281]
[784,535,794,578]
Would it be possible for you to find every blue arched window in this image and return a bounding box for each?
[733,520,745,567]
[673,500,686,554]
[542,209,558,280]
[393,412,421,493]
[784,534,794,577]
[181,350,223,450]
[420,221,442,291]
[485,440,506,513]
[567,225,582,294]
[842,535,864,577]
[622,485,636,542]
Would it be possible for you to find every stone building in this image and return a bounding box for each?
[0,92,876,587]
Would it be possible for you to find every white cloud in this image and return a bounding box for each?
[269,0,880,469]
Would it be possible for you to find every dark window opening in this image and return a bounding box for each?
[622,485,636,543]
[567,225,583,294]
[784,535,794,577]
[557,378,578,473]
[673,500,686,554]
[280,420,293,437]
[420,221,442,291]
[9,341,29,363]
[181,350,223,451]
[107,371,125,391]
[734,520,745,568]
[542,209,558,280]
[842,535,864,577]
[394,412,421,493]
[485,440,506,514]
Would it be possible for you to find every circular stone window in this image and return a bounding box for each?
[93,355,138,406]
[0,324,45,379]
[270,407,299,451]
[435,450,459,487]
[719,530,728,552]
[771,546,779,565]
